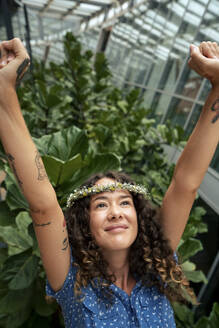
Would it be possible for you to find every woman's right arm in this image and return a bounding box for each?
[0,38,70,291]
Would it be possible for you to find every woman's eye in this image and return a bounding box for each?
[96,203,106,208]
[121,201,130,206]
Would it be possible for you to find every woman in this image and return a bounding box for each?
[0,38,218,327]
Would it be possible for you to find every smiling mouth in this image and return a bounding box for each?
[105,225,128,232]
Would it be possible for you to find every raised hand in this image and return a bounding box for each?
[0,38,30,89]
[188,41,219,89]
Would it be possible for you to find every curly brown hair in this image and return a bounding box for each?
[65,171,196,304]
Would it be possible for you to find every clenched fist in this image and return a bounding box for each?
[188,41,219,88]
[0,38,30,89]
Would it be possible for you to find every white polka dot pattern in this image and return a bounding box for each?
[46,252,176,328]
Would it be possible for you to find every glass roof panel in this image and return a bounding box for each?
[187,0,205,16]
[74,10,90,16]
[208,0,219,14]
[132,8,140,15]
[107,8,115,19]
[23,0,47,6]
[203,12,214,20]
[184,12,201,26]
[167,2,185,17]
[122,2,129,11]
[200,27,219,42]
[163,29,175,37]
[23,2,45,9]
[52,0,76,8]
[146,10,157,19]
[173,43,188,54]
[79,3,102,11]
[198,0,209,4]
[89,0,112,4]
[139,4,147,11]
[178,0,189,7]
[49,5,68,12]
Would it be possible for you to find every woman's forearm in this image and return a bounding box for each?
[0,87,56,210]
[174,86,219,190]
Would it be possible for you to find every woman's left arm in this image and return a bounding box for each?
[161,42,219,251]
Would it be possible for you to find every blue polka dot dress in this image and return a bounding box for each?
[46,252,176,328]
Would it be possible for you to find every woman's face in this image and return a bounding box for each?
[89,178,138,252]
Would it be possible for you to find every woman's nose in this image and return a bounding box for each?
[107,206,122,220]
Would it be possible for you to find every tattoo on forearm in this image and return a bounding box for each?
[16,58,30,88]
[33,221,51,227]
[35,151,48,181]
[211,99,219,123]
[7,153,23,189]
[62,237,69,251]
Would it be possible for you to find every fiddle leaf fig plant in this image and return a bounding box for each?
[0,32,214,327]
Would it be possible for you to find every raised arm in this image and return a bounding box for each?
[0,38,70,291]
[161,41,219,251]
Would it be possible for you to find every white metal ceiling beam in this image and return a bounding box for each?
[61,3,80,19]
[39,0,54,15]
[79,1,110,7]
[80,0,145,32]
[23,0,145,46]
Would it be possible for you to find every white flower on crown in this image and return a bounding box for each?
[66,182,150,208]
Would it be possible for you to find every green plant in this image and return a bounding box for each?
[173,302,219,328]
[0,32,214,326]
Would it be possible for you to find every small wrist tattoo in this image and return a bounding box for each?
[16,58,30,88]
[33,221,51,227]
[211,98,219,124]
[6,153,23,189]
[35,150,48,181]
[62,237,69,251]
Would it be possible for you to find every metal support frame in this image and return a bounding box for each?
[183,77,206,131]
[194,251,219,318]
[37,15,44,40]
[1,0,14,39]
[23,4,32,69]
[96,26,112,54]
[160,0,211,124]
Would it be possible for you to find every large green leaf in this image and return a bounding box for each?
[0,248,8,268]
[16,211,32,233]
[195,303,219,328]
[183,270,208,284]
[178,238,203,262]
[21,313,52,328]
[28,223,40,255]
[34,126,88,161]
[4,167,28,211]
[209,303,219,328]
[9,255,39,290]
[195,317,210,328]
[34,279,57,316]
[0,201,15,226]
[42,153,83,186]
[181,260,196,271]
[0,226,32,255]
[172,302,194,325]
[5,306,32,328]
[0,287,32,314]
[60,152,121,198]
[0,250,31,281]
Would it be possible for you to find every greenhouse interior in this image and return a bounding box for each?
[0,0,218,327]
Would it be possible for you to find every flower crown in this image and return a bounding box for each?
[66,182,150,207]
